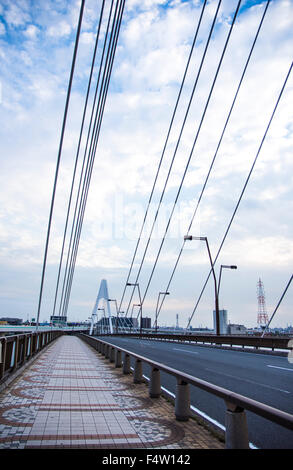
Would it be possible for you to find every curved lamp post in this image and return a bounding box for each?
[155,292,170,332]
[127,282,142,334]
[184,235,220,335]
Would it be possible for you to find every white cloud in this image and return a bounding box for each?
[0,21,6,35]
[47,20,72,37]
[4,2,31,27]
[24,24,39,39]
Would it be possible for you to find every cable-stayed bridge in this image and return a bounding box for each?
[1,0,293,452]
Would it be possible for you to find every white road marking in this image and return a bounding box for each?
[205,368,291,394]
[267,365,293,372]
[173,348,199,355]
[141,373,258,449]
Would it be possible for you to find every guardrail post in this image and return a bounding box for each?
[123,353,130,374]
[115,350,122,368]
[12,337,19,371]
[0,339,6,380]
[27,335,31,359]
[110,347,115,363]
[149,367,161,398]
[105,345,110,359]
[225,402,249,449]
[175,379,190,421]
[133,359,143,383]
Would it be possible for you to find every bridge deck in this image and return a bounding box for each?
[0,335,223,449]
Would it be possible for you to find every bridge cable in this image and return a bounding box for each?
[123,0,224,317]
[57,0,116,318]
[185,60,293,331]
[60,0,125,318]
[35,0,85,330]
[51,0,106,319]
[117,0,208,315]
[153,0,271,328]
[60,0,123,317]
[62,0,125,318]
[127,0,242,319]
[261,274,293,337]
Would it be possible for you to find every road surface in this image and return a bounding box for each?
[95,336,293,449]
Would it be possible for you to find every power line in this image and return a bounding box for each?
[154,0,271,327]
[186,59,293,330]
[36,0,85,330]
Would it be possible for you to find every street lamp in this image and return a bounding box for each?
[97,307,105,334]
[218,265,237,299]
[117,310,124,333]
[184,235,220,335]
[131,304,141,332]
[126,282,143,334]
[154,292,170,332]
[108,298,119,333]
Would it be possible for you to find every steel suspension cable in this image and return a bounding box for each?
[117,0,208,315]
[261,274,293,337]
[52,0,106,318]
[35,0,85,330]
[60,0,122,317]
[128,0,242,320]
[57,0,116,317]
[154,0,271,327]
[62,0,125,318]
[124,0,223,317]
[62,2,124,317]
[61,0,125,317]
[186,60,293,330]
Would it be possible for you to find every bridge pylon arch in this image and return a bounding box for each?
[89,279,113,335]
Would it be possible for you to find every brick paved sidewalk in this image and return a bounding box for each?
[0,335,224,449]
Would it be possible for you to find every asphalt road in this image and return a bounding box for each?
[95,336,293,449]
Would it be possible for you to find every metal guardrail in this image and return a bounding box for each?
[79,333,293,449]
[97,332,292,352]
[0,325,90,333]
[0,330,63,384]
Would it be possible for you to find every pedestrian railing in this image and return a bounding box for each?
[79,333,293,449]
[0,330,63,384]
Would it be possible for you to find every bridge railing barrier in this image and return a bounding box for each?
[95,331,292,354]
[79,333,293,449]
[0,330,63,385]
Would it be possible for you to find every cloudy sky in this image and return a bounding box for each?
[0,0,292,329]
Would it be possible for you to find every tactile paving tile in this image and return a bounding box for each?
[0,336,224,449]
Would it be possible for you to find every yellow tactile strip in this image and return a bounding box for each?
[0,335,224,449]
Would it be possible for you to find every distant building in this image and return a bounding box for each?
[227,324,247,335]
[0,317,22,325]
[213,310,228,334]
[50,316,67,327]
[97,317,138,330]
[141,317,151,329]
